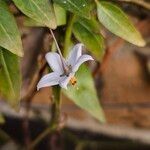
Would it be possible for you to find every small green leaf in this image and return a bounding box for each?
[0,47,21,108]
[96,1,145,47]
[73,17,104,60]
[54,3,66,26]
[0,0,23,56]
[12,0,57,29]
[63,65,105,122]
[53,0,90,18]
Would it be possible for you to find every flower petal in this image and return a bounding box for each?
[59,73,75,89]
[67,43,83,66]
[45,52,64,74]
[37,72,60,90]
[72,54,94,72]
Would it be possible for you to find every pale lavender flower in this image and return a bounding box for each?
[37,43,94,90]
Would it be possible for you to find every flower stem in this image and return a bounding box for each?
[64,14,76,57]
[51,86,61,125]
[49,29,63,58]
[29,86,61,149]
[49,29,66,71]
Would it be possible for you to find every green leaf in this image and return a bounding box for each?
[24,17,44,27]
[73,17,104,60]
[0,47,21,108]
[24,3,66,27]
[63,65,105,122]
[53,0,90,18]
[12,0,57,29]
[96,1,145,47]
[54,3,66,26]
[0,1,23,56]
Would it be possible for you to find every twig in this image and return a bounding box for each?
[119,0,150,10]
[99,18,148,75]
[99,38,124,75]
[29,86,61,149]
[22,110,31,149]
[28,124,56,150]
[29,30,62,149]
[21,56,47,149]
[21,58,47,102]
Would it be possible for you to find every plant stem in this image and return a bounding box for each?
[29,86,61,150]
[51,86,61,125]
[64,14,76,57]
[49,29,66,72]
[49,29,63,58]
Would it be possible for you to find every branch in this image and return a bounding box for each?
[21,58,47,102]
[21,55,47,149]
[119,0,150,10]
[28,86,61,150]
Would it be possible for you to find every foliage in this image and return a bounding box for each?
[0,0,23,56]
[63,65,105,122]
[0,47,21,108]
[96,1,145,46]
[73,17,104,60]
[0,0,145,122]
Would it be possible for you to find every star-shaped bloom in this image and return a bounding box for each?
[37,43,94,90]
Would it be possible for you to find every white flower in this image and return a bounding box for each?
[37,43,94,90]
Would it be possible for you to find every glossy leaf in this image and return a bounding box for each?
[12,0,57,29]
[0,48,21,108]
[53,0,90,18]
[73,17,104,60]
[0,1,23,56]
[63,65,105,122]
[96,1,145,47]
[24,3,66,27]
[54,3,66,26]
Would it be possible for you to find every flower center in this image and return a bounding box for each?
[64,64,72,76]
[60,65,73,78]
[70,76,77,86]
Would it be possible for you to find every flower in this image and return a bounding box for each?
[37,43,94,90]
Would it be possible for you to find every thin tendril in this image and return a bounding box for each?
[49,29,67,71]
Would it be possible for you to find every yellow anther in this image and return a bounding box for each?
[70,76,77,86]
